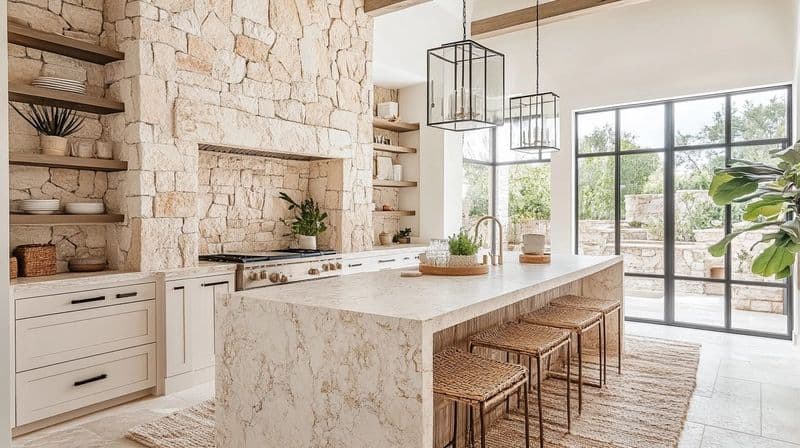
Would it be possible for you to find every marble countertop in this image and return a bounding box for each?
[160,261,237,280]
[233,253,622,331]
[346,244,427,258]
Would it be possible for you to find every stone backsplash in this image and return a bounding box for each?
[197,151,309,254]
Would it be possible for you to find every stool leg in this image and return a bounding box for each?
[598,320,604,387]
[451,401,458,448]
[617,307,623,375]
[577,331,583,415]
[523,381,531,448]
[602,315,607,385]
[536,356,544,448]
[505,351,510,414]
[479,402,486,448]
[566,339,571,432]
[469,406,475,448]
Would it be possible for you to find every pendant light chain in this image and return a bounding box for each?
[535,0,540,95]
[462,0,467,40]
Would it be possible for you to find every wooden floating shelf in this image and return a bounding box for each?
[373,179,417,187]
[10,214,125,225]
[8,23,124,65]
[9,83,125,115]
[10,153,127,172]
[373,210,416,217]
[373,118,420,133]
[373,143,417,154]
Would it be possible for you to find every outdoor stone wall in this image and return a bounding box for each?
[197,151,309,254]
[8,0,123,270]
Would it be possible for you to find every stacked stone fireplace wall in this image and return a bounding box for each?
[5,0,378,273]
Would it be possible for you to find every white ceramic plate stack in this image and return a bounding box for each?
[20,199,61,215]
[31,77,87,95]
[65,202,104,215]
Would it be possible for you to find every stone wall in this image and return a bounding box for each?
[197,151,309,254]
[8,0,123,270]
[101,0,375,271]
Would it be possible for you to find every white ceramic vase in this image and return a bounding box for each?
[297,235,316,250]
[523,233,546,254]
[40,135,68,156]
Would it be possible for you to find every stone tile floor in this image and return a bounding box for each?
[11,323,800,447]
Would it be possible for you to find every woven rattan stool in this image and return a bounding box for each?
[433,347,530,448]
[469,322,572,448]
[551,295,622,385]
[519,306,603,414]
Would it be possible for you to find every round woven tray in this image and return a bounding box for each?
[418,263,489,276]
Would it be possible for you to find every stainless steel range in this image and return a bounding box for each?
[199,249,342,290]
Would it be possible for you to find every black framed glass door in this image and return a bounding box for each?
[575,85,794,339]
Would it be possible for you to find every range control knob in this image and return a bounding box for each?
[260,270,267,279]
[249,271,259,280]
[279,274,288,283]
[335,262,342,270]
[269,272,280,283]
[322,263,330,271]
[308,268,320,275]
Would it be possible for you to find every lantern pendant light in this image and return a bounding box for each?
[426,0,505,131]
[510,0,560,155]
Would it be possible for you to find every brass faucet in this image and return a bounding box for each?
[474,215,503,265]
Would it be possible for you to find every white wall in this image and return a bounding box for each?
[478,0,797,253]
[1,1,11,443]
[399,83,464,240]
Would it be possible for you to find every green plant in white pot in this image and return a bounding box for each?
[10,104,84,156]
[279,192,327,250]
[447,230,482,266]
[707,139,800,279]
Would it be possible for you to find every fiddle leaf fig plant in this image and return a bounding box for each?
[278,192,327,237]
[707,139,800,279]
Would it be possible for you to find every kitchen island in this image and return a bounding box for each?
[215,254,623,448]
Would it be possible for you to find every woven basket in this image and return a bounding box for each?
[9,257,18,279]
[13,244,57,277]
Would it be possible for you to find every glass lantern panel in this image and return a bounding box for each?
[484,50,505,126]
[427,46,455,125]
[510,93,559,151]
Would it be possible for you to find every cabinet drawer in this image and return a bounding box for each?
[16,344,156,426]
[16,300,156,372]
[16,282,155,319]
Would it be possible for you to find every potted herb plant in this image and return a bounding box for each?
[447,230,482,266]
[393,227,412,244]
[10,104,84,156]
[707,140,800,279]
[279,192,327,250]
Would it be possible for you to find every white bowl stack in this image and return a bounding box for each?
[20,199,61,215]
[31,77,87,95]
[64,202,104,215]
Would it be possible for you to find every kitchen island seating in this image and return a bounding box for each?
[469,322,572,448]
[433,347,530,448]
[550,295,623,384]
[520,306,604,415]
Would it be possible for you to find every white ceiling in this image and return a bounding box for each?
[371,0,554,89]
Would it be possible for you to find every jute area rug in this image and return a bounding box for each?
[127,336,699,448]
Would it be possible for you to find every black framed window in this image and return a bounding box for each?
[463,121,551,250]
[575,85,794,339]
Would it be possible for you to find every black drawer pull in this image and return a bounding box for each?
[74,374,107,387]
[71,296,105,305]
[348,263,363,267]
[116,292,137,298]
[378,258,396,263]
[202,281,229,287]
[173,286,185,291]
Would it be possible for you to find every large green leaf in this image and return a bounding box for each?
[708,174,759,205]
[779,219,800,243]
[742,196,786,221]
[751,242,797,278]
[708,221,779,257]
[770,141,800,165]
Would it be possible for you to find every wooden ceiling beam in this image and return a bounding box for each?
[364,0,433,17]
[471,0,644,38]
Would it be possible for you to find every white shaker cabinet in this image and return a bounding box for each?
[162,273,234,393]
